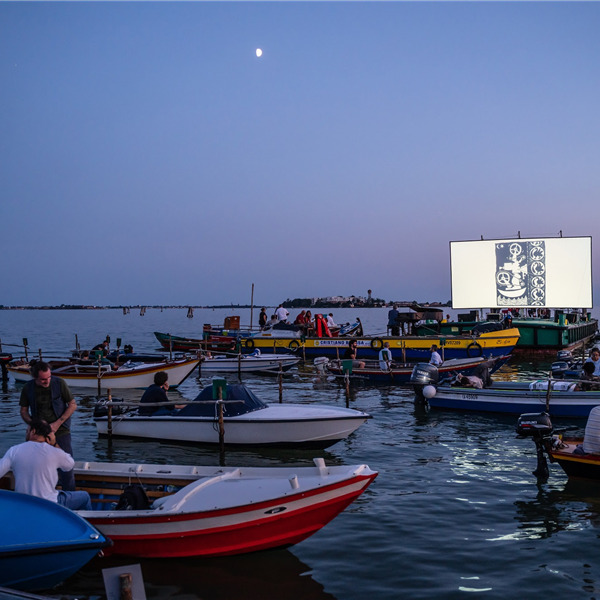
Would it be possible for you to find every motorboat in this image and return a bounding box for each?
[69,458,377,558]
[0,490,110,591]
[315,355,510,384]
[7,356,200,390]
[516,408,600,481]
[413,370,600,418]
[197,350,300,374]
[94,380,371,447]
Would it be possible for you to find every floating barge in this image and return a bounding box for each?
[414,311,597,353]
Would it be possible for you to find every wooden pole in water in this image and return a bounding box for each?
[119,573,133,600]
[23,338,28,361]
[217,386,225,452]
[107,392,113,439]
[238,346,242,380]
[545,372,552,412]
[279,362,283,403]
[250,283,254,329]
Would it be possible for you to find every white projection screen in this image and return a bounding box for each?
[450,236,593,309]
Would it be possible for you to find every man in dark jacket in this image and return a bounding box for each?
[19,361,77,490]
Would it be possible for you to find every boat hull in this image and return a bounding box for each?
[198,355,300,373]
[72,461,377,558]
[95,404,370,447]
[416,318,598,352]
[325,356,509,384]
[426,385,600,417]
[242,328,520,360]
[8,357,200,390]
[0,490,109,591]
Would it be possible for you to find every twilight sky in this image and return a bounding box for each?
[1,2,599,307]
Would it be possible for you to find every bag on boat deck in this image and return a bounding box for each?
[116,483,150,510]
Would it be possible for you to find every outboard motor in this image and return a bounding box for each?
[551,360,570,379]
[410,363,439,401]
[556,350,573,362]
[516,412,554,480]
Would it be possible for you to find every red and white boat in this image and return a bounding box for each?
[74,459,377,557]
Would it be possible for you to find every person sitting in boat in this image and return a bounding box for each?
[91,340,109,356]
[378,342,393,371]
[139,371,173,416]
[304,311,315,336]
[0,418,92,510]
[258,308,268,329]
[344,340,365,369]
[452,374,484,389]
[577,361,600,391]
[78,350,93,365]
[584,347,600,376]
[429,345,443,367]
[326,313,337,328]
[294,311,307,325]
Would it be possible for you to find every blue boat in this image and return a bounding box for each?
[416,379,600,418]
[0,490,110,591]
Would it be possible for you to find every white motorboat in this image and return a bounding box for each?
[198,350,300,374]
[94,381,371,447]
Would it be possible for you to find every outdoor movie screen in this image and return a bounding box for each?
[450,236,593,309]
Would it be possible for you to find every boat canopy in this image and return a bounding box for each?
[178,384,268,417]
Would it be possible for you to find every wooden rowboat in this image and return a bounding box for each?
[70,459,377,558]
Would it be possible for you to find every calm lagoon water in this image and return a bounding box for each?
[1,307,600,600]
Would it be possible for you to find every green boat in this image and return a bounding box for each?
[413,310,598,353]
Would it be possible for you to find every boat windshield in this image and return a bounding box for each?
[177,385,268,417]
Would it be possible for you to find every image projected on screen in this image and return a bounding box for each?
[495,240,546,307]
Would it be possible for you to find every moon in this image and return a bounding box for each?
[256,48,263,58]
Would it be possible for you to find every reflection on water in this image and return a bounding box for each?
[58,549,337,600]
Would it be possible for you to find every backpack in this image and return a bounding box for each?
[115,483,150,510]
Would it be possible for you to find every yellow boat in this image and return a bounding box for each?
[241,328,521,361]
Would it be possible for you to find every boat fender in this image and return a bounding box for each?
[370,338,383,350]
[467,342,483,357]
[289,340,300,350]
[244,338,255,350]
[422,385,437,399]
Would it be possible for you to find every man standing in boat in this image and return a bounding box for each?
[19,361,77,491]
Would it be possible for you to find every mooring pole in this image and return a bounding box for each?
[279,362,283,403]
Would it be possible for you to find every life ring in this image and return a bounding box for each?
[370,338,383,350]
[289,340,300,350]
[244,338,255,350]
[467,342,482,357]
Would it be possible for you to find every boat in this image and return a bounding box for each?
[516,409,600,481]
[241,328,521,360]
[315,355,510,384]
[154,331,238,353]
[197,350,300,374]
[0,490,110,591]
[67,458,377,558]
[94,380,371,447]
[414,310,598,353]
[414,371,600,417]
[7,356,200,390]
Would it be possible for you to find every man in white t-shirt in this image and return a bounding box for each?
[585,347,600,376]
[0,419,91,510]
[429,344,443,367]
[275,304,289,322]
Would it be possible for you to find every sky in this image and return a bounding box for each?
[1,2,599,307]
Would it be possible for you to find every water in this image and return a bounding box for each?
[1,307,600,600]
